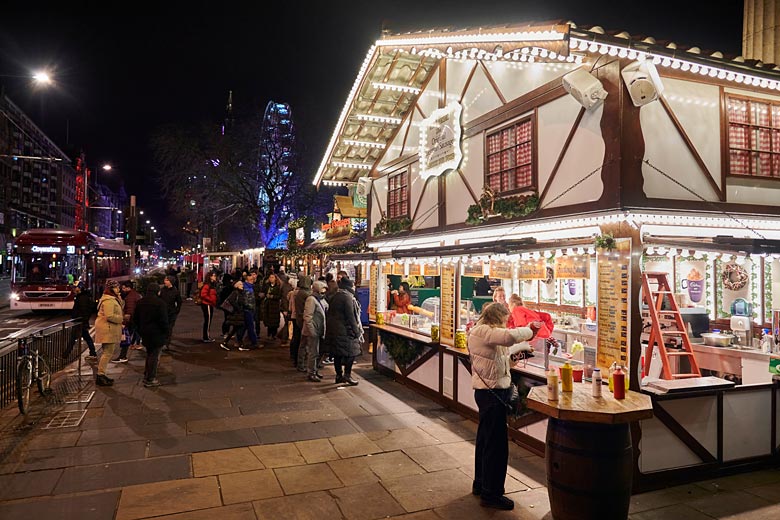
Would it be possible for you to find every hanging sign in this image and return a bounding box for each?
[369,263,378,320]
[419,102,464,180]
[392,262,405,276]
[440,263,457,347]
[407,264,421,276]
[597,239,632,372]
[381,262,392,275]
[461,261,484,277]
[489,260,513,280]
[423,263,441,276]
[554,255,590,279]
[517,259,547,279]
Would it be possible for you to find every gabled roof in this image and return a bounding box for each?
[315,20,780,188]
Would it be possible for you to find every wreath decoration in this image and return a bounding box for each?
[543,266,555,285]
[721,263,749,291]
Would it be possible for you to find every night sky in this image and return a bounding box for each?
[0,0,743,245]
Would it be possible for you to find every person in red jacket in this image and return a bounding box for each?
[200,271,219,342]
[391,281,411,314]
[507,294,554,338]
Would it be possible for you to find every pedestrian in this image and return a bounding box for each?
[200,271,218,342]
[114,280,142,363]
[220,280,246,350]
[132,282,169,387]
[236,271,259,350]
[95,280,125,387]
[159,275,182,348]
[323,277,363,386]
[468,302,539,510]
[185,267,196,300]
[261,273,282,340]
[302,280,328,382]
[71,281,97,361]
[218,273,234,338]
[277,273,294,342]
[324,272,338,302]
[292,275,312,369]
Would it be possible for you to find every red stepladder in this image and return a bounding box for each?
[641,272,701,380]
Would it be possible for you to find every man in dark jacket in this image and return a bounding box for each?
[323,277,363,386]
[113,280,142,363]
[132,283,169,387]
[159,275,182,349]
[71,282,97,360]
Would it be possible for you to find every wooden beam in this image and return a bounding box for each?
[411,177,436,222]
[540,106,586,205]
[457,169,480,204]
[401,344,439,377]
[653,401,717,463]
[659,95,724,201]
[480,61,507,105]
[459,63,479,104]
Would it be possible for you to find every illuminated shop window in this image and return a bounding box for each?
[727,95,780,178]
[485,117,534,195]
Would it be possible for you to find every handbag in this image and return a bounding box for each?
[470,351,523,419]
[220,298,235,313]
[120,326,131,347]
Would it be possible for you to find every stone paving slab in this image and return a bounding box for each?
[252,490,343,519]
[0,467,63,500]
[147,428,260,457]
[255,418,358,444]
[11,440,148,472]
[147,502,258,520]
[53,454,192,495]
[329,432,382,458]
[192,446,264,477]
[249,442,306,468]
[295,438,340,463]
[116,476,222,520]
[0,490,121,520]
[219,468,284,504]
[382,467,474,512]
[274,462,344,495]
[331,482,406,520]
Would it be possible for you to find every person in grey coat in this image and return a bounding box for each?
[323,277,362,386]
[302,280,328,382]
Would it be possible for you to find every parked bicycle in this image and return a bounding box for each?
[17,336,52,414]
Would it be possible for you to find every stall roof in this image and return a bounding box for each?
[334,195,367,218]
[305,234,364,251]
[315,20,780,188]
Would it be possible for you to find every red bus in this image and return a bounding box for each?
[10,228,132,311]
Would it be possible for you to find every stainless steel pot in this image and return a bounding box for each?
[700,332,733,347]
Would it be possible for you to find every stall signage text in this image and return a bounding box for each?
[517,259,547,279]
[423,263,440,276]
[407,264,421,276]
[381,262,392,275]
[368,263,378,319]
[419,103,463,180]
[554,256,590,279]
[392,262,405,276]
[440,264,457,346]
[597,239,632,372]
[321,218,351,232]
[489,260,513,280]
[461,262,484,277]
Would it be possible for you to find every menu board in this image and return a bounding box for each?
[518,259,547,279]
[489,260,513,280]
[440,263,457,347]
[392,262,405,276]
[461,262,484,277]
[368,263,378,319]
[381,262,392,275]
[554,255,590,279]
[424,263,440,276]
[597,239,631,372]
[408,264,421,276]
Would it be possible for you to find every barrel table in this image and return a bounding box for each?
[527,383,653,520]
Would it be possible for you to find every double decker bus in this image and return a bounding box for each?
[10,228,132,311]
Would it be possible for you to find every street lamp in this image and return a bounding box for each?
[32,71,52,85]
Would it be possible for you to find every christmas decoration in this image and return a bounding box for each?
[466,190,539,225]
[373,216,412,236]
[721,263,749,291]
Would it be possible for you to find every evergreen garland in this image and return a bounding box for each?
[380,332,425,367]
[373,216,412,236]
[465,193,539,225]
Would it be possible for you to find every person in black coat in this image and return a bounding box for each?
[218,273,234,337]
[71,282,97,358]
[323,277,363,386]
[158,275,182,348]
[220,281,247,351]
[132,283,169,387]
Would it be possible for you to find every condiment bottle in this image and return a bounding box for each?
[591,368,602,397]
[612,367,626,400]
[547,370,559,401]
[608,361,618,392]
[560,361,573,392]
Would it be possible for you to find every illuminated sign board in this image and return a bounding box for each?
[31,246,62,253]
[419,102,463,180]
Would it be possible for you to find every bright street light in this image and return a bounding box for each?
[32,71,52,85]
[146,220,150,224]
[102,164,112,171]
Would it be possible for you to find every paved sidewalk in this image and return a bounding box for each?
[0,300,778,519]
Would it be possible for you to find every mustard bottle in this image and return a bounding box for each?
[560,361,573,392]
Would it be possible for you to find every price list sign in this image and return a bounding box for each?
[597,239,631,371]
[440,263,457,347]
[368,263,378,319]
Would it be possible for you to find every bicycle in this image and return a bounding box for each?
[17,336,52,414]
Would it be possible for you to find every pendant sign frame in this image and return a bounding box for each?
[419,102,464,180]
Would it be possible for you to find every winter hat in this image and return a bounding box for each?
[146,282,160,295]
[338,277,354,290]
[104,280,120,294]
[312,281,327,293]
[234,281,244,289]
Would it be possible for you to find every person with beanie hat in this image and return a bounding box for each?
[323,276,363,385]
[132,283,169,387]
[95,280,124,386]
[302,280,328,381]
[292,274,312,369]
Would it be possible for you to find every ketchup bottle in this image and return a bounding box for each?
[612,367,626,400]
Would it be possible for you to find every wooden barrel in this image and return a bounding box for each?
[546,418,633,520]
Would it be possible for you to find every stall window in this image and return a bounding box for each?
[388,170,409,219]
[727,95,780,178]
[485,117,534,195]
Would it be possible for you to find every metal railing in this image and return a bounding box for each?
[0,319,84,410]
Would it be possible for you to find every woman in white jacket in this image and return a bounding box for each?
[302,281,329,382]
[469,302,539,511]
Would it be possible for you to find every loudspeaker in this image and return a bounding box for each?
[562,68,608,110]
[356,176,373,198]
[621,60,664,107]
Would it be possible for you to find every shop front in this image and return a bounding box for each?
[316,21,780,491]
